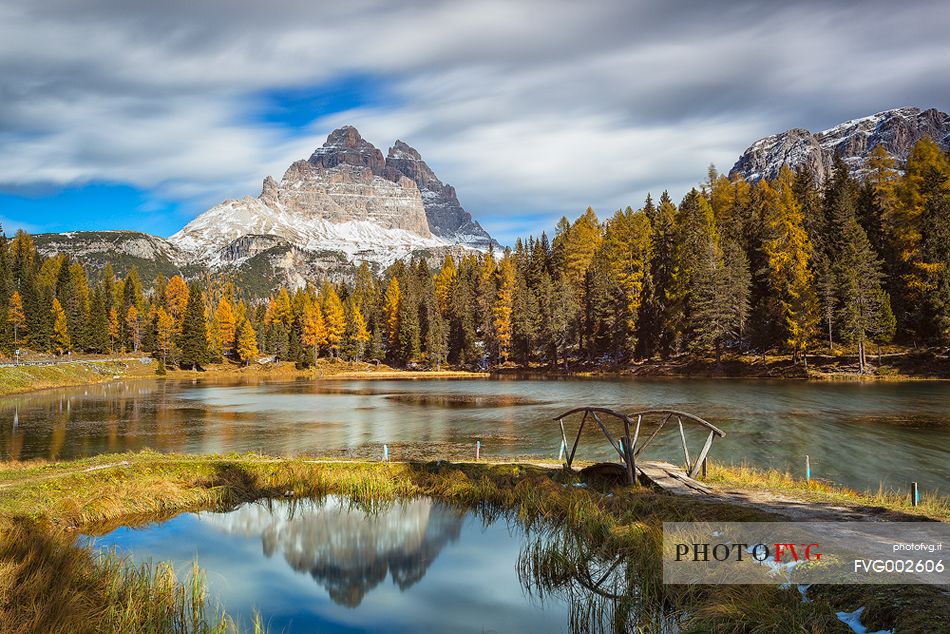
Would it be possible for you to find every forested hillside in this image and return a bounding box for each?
[2,138,947,373]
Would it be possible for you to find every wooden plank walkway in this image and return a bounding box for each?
[636,460,712,496]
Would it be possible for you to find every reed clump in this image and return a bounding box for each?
[0,520,243,633]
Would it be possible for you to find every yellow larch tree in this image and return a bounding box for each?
[216,297,237,356]
[7,291,26,345]
[51,298,70,354]
[348,301,370,360]
[382,277,401,354]
[235,320,259,366]
[493,256,516,362]
[164,275,190,326]
[155,307,175,362]
[321,284,346,357]
[763,167,820,363]
[125,304,141,351]
[301,298,328,365]
[433,256,457,315]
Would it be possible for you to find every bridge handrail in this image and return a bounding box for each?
[627,409,725,437]
[553,407,632,424]
[553,406,725,482]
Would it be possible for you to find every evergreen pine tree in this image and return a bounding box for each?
[640,191,677,357]
[424,301,448,370]
[177,282,210,369]
[671,189,720,351]
[835,215,895,373]
[511,272,539,368]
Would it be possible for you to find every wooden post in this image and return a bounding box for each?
[701,458,708,479]
[688,430,715,479]
[621,417,635,486]
[677,416,691,473]
[630,414,641,485]
[558,418,569,466]
[567,411,588,468]
[912,482,919,507]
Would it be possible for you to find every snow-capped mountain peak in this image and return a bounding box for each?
[730,106,950,182]
[167,125,496,278]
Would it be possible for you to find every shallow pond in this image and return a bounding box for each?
[84,496,638,633]
[3,377,948,492]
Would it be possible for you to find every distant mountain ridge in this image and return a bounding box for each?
[730,106,950,182]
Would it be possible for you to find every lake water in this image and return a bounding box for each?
[2,377,948,492]
[84,497,621,633]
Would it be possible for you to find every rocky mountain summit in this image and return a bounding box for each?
[36,126,495,292]
[171,125,492,265]
[385,140,495,248]
[730,107,950,182]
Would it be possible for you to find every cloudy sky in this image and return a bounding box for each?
[0,0,947,246]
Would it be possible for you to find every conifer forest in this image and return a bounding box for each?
[3,139,948,373]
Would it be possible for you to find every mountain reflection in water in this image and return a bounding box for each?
[198,497,465,607]
[86,497,649,632]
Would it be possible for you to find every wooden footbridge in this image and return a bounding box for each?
[554,408,725,496]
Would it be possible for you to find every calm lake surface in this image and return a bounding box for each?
[85,497,599,633]
[2,377,948,492]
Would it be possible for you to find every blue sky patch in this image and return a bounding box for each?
[0,183,183,237]
[249,74,394,132]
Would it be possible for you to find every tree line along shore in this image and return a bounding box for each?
[0,138,946,378]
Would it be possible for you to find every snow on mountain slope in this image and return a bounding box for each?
[730,107,950,182]
[385,140,496,248]
[169,126,487,271]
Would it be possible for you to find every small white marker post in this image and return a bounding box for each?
[912,481,919,507]
[805,455,811,482]
[476,440,481,461]
[383,444,389,462]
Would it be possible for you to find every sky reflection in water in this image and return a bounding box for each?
[86,497,578,633]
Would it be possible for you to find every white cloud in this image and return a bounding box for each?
[0,0,947,243]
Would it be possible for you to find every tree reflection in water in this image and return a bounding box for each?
[197,497,465,607]
[515,521,679,634]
